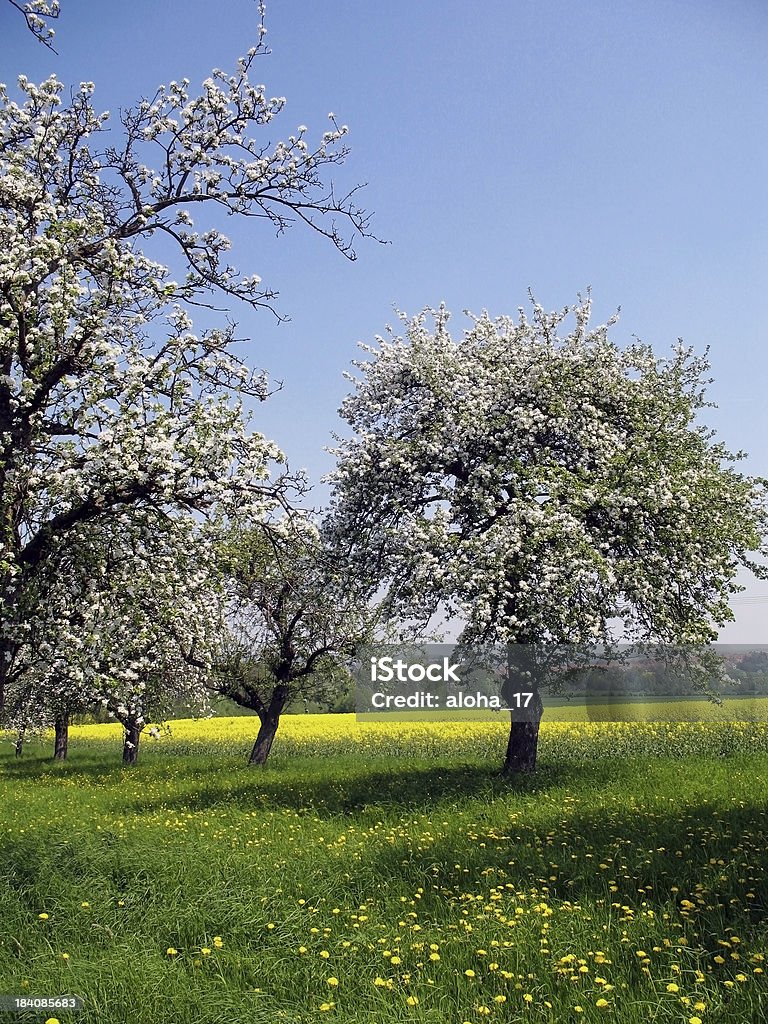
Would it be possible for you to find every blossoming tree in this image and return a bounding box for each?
[0,36,372,731]
[212,516,373,764]
[327,297,768,772]
[8,512,225,763]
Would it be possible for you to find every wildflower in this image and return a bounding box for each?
[464,969,476,977]
[596,998,610,1007]
[688,1019,703,1024]
[38,913,49,920]
[406,995,419,1006]
[523,994,533,1003]
[320,950,330,959]
[319,1002,334,1011]
[213,936,223,948]
[60,952,70,960]
[166,948,178,956]
[200,948,211,956]
[327,978,339,987]
[666,983,680,993]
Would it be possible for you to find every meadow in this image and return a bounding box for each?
[2,715,768,1024]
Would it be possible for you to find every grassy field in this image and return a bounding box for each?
[2,716,768,1023]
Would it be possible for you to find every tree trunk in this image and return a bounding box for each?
[122,717,142,765]
[248,688,288,765]
[53,711,69,760]
[503,701,543,772]
[502,647,544,773]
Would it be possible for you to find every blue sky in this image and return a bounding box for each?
[2,0,766,638]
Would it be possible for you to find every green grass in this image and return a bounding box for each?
[2,720,768,1023]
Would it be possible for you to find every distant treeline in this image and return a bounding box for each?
[555,650,768,698]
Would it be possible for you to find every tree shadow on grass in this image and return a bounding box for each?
[1,742,644,812]
[108,758,646,816]
[352,793,768,941]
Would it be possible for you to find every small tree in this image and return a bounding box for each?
[8,511,223,763]
[328,297,768,772]
[214,517,372,764]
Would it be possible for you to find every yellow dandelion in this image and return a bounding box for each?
[327,977,339,987]
[38,913,49,921]
[319,1002,335,1012]
[320,950,330,959]
[429,952,441,961]
[166,948,178,956]
[213,936,223,948]
[596,998,610,1008]
[464,969,476,977]
[200,948,211,956]
[688,1018,703,1024]
[666,983,680,993]
[406,996,419,1006]
[523,993,533,1003]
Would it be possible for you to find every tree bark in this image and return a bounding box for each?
[503,697,543,772]
[502,647,544,773]
[248,687,288,765]
[122,717,142,765]
[53,711,69,760]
